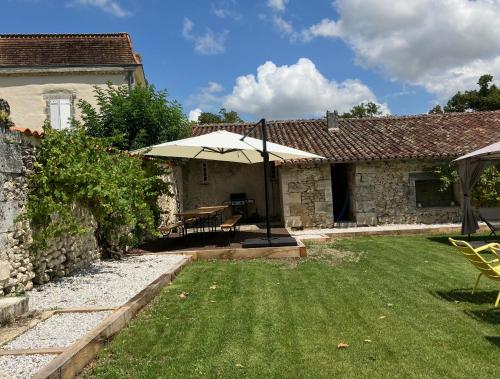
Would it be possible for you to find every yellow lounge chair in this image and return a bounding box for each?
[448,238,500,307]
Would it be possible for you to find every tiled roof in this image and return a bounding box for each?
[9,126,44,138]
[0,33,141,67]
[192,111,500,162]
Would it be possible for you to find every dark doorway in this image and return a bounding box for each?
[331,164,352,222]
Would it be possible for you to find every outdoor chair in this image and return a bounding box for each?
[478,207,500,237]
[448,238,500,307]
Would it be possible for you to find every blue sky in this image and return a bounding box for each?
[3,0,500,121]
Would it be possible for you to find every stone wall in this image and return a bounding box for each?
[0,128,100,296]
[182,160,282,220]
[32,206,99,285]
[157,165,184,227]
[352,160,461,225]
[280,163,334,228]
[0,129,37,295]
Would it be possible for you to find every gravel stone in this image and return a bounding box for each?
[29,255,186,310]
[4,311,112,350]
[0,354,56,379]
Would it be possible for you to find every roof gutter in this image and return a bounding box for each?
[0,63,142,74]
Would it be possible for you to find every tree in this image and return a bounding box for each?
[439,74,500,113]
[428,104,444,114]
[0,98,13,130]
[79,83,191,151]
[341,101,382,118]
[197,108,244,124]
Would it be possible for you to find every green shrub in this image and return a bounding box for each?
[25,122,168,258]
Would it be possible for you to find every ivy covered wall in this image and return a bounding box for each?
[0,129,99,296]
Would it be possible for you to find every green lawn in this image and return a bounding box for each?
[87,235,500,378]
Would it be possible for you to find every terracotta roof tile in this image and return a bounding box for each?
[9,125,44,138]
[192,111,500,162]
[0,33,140,67]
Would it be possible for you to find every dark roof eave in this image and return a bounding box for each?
[0,63,142,70]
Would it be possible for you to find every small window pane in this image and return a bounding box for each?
[415,180,455,207]
[49,100,60,129]
[59,99,71,129]
[49,98,72,130]
[201,162,208,183]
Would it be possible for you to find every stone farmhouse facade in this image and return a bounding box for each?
[0,33,145,133]
[180,111,500,229]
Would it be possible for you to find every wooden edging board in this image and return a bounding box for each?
[153,238,307,260]
[0,347,65,356]
[31,256,191,379]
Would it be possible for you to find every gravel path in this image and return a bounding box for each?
[29,254,186,310]
[3,312,112,350]
[0,354,56,379]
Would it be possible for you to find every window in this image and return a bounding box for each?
[49,98,72,130]
[270,162,277,180]
[414,179,455,208]
[201,162,208,184]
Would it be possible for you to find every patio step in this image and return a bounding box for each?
[0,296,28,324]
[334,222,357,228]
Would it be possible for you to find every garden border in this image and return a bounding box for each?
[29,256,190,379]
[150,239,307,260]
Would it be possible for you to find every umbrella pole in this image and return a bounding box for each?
[260,119,272,246]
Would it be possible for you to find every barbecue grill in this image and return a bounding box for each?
[225,193,254,220]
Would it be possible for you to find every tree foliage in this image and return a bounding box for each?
[434,162,500,207]
[431,74,500,113]
[79,83,191,151]
[341,102,383,118]
[25,123,167,257]
[428,104,444,114]
[0,98,13,130]
[197,108,244,124]
[432,74,500,206]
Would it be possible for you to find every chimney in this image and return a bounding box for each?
[326,110,339,132]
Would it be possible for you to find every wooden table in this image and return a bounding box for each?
[176,205,229,233]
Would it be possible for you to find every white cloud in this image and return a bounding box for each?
[301,18,340,41]
[182,18,228,55]
[188,108,203,122]
[67,0,129,17]
[272,15,295,36]
[267,0,288,12]
[188,81,224,111]
[224,58,387,119]
[212,6,242,21]
[300,0,500,99]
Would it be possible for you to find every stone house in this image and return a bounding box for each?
[180,111,500,229]
[0,33,145,297]
[0,33,145,133]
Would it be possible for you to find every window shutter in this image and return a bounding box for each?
[49,99,60,129]
[59,99,71,129]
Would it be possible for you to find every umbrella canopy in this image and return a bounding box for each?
[454,141,500,162]
[134,130,324,163]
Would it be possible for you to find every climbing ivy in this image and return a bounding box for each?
[24,122,168,257]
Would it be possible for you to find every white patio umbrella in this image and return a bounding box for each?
[135,130,323,163]
[134,120,325,247]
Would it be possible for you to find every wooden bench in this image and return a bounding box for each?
[220,215,242,245]
[159,221,185,237]
[220,215,242,232]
